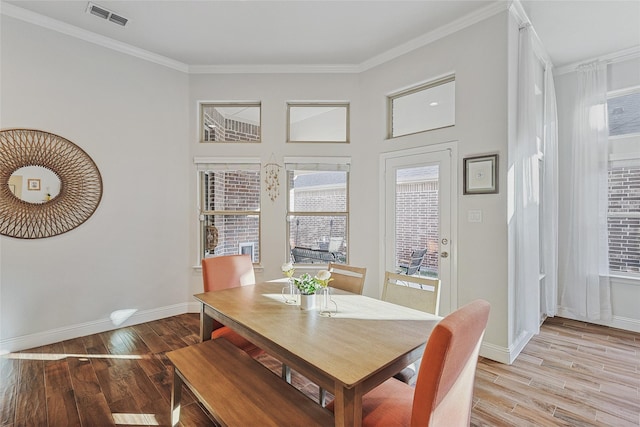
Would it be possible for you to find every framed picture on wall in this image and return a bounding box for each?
[463,154,498,194]
[27,178,41,191]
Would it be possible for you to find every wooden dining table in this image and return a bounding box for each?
[194,281,441,427]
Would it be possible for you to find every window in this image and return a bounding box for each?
[388,75,455,138]
[285,158,349,265]
[607,87,640,276]
[196,159,261,263]
[287,102,349,143]
[200,102,261,143]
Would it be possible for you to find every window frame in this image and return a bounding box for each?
[284,157,350,266]
[199,101,262,143]
[286,102,350,143]
[387,75,455,139]
[606,86,640,279]
[195,157,262,266]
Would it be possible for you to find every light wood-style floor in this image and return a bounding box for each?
[1,314,638,426]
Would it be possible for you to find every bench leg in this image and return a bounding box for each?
[281,364,291,383]
[171,368,184,427]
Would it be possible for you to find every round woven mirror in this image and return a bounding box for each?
[0,129,103,239]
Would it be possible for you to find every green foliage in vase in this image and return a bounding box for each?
[294,273,320,295]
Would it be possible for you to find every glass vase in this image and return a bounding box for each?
[319,287,337,317]
[281,278,297,305]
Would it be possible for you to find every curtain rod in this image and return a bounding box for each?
[554,46,640,76]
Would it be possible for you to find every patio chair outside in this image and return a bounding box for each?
[398,248,428,275]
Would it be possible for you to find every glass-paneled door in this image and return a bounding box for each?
[384,148,454,315]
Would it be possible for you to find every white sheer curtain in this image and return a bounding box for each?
[558,61,612,320]
[541,66,559,317]
[515,26,541,336]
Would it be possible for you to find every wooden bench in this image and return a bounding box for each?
[166,338,334,427]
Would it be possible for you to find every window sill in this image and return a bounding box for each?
[609,274,640,286]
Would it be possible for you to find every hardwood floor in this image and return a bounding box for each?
[472,316,639,427]
[1,314,638,426]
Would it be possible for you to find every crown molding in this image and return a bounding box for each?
[189,64,360,74]
[2,1,507,76]
[1,3,189,73]
[356,0,508,73]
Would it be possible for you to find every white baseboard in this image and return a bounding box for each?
[480,329,533,365]
[1,302,202,353]
[556,309,640,333]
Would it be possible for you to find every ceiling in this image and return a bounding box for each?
[3,0,639,71]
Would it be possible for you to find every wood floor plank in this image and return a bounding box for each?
[75,392,116,427]
[46,389,81,427]
[131,323,174,354]
[177,402,217,427]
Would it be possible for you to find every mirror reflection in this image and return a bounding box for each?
[8,166,61,204]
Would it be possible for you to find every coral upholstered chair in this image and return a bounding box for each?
[329,299,490,426]
[201,254,262,357]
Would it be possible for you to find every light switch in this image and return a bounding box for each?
[468,210,482,223]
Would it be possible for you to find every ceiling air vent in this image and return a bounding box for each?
[86,2,128,27]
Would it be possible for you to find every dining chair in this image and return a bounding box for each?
[327,262,367,294]
[327,299,490,426]
[201,254,262,357]
[382,271,441,315]
[382,271,441,385]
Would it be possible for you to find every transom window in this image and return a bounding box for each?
[388,75,455,138]
[285,158,350,265]
[287,102,349,143]
[200,102,261,143]
[196,159,261,264]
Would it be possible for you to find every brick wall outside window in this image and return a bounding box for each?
[203,107,260,142]
[608,165,640,273]
[203,170,260,262]
[395,181,439,274]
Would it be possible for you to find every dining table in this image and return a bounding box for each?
[194,280,441,427]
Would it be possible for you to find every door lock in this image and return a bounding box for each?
[441,251,449,258]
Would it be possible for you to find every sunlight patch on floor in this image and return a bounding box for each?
[112,413,159,425]
[2,352,146,361]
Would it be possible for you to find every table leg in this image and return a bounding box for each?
[200,303,213,342]
[171,368,183,427]
[332,384,362,427]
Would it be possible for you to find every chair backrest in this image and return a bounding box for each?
[411,300,490,427]
[382,272,441,315]
[406,248,428,275]
[327,263,367,295]
[201,254,256,292]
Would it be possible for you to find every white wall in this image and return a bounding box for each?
[0,16,190,351]
[554,57,640,332]
[2,10,517,361]
[358,12,511,356]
